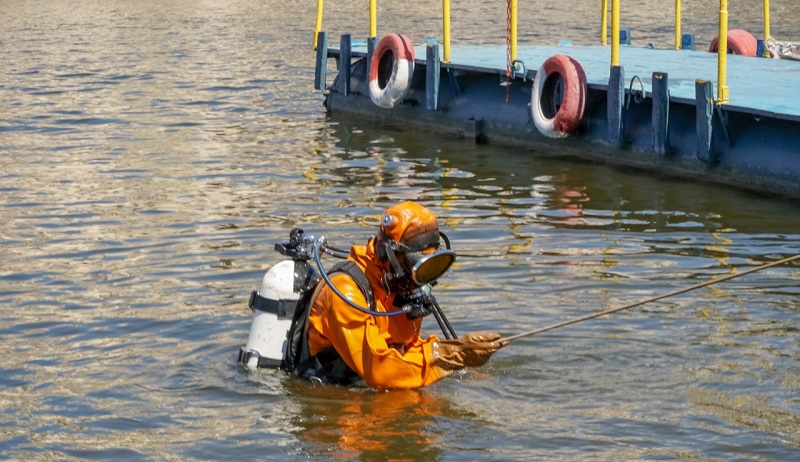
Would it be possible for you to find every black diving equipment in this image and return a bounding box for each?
[378,229,456,286]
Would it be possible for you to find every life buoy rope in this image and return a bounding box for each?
[369,34,415,109]
[709,29,758,57]
[531,55,587,138]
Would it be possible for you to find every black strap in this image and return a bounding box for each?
[248,291,296,319]
[328,260,375,311]
[288,260,375,384]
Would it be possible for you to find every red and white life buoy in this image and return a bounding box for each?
[709,29,758,57]
[369,33,415,109]
[531,55,587,138]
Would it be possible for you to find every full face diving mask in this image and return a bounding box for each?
[379,229,456,286]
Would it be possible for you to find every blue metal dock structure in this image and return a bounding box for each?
[315,37,800,198]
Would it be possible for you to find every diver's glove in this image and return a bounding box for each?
[431,332,507,371]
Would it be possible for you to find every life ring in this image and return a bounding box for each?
[531,55,587,138]
[709,29,758,57]
[369,34,415,109]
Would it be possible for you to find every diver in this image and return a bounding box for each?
[295,201,506,389]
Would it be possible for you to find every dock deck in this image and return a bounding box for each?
[321,38,800,198]
[340,43,800,122]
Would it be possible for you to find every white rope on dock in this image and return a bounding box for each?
[765,37,800,61]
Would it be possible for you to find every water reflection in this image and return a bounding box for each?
[3,0,800,460]
[317,117,800,237]
[252,376,494,462]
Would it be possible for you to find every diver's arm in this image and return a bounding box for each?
[311,273,449,389]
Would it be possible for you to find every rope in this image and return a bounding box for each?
[499,253,800,344]
[505,0,512,103]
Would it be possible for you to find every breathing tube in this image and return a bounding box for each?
[311,237,411,317]
[281,229,457,339]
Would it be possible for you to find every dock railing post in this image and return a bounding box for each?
[369,0,377,39]
[607,0,624,145]
[313,0,324,50]
[442,0,451,63]
[675,0,682,50]
[601,0,608,46]
[510,0,518,62]
[611,0,620,66]
[717,0,729,104]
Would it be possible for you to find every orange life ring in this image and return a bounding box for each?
[368,34,415,108]
[531,55,587,138]
[709,29,758,57]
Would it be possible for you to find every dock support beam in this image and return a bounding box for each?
[426,42,441,111]
[338,34,351,96]
[607,65,625,146]
[695,80,716,164]
[652,72,670,156]
[314,31,328,91]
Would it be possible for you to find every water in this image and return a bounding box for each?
[2,0,799,460]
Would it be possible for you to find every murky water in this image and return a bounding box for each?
[2,1,799,460]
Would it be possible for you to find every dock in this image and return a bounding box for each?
[312,2,800,199]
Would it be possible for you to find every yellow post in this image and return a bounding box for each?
[717,0,729,104]
[313,0,324,50]
[601,0,608,46]
[764,0,771,39]
[370,0,377,38]
[611,0,619,66]
[443,0,451,63]
[675,0,682,50]
[511,0,518,62]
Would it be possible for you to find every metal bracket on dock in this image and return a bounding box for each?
[338,34,351,96]
[314,31,329,92]
[367,36,377,77]
[715,105,733,150]
[607,65,626,147]
[695,80,716,164]
[681,33,696,51]
[511,60,528,82]
[652,72,670,156]
[426,43,441,111]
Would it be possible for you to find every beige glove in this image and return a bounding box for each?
[432,332,507,371]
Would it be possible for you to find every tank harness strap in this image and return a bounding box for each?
[280,261,321,371]
[248,291,295,319]
[292,260,375,384]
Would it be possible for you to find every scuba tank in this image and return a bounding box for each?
[238,229,322,371]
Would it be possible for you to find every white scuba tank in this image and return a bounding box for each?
[240,260,301,370]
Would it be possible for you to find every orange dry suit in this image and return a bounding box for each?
[305,238,450,389]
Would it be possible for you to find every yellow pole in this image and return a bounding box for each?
[370,0,377,38]
[717,0,729,104]
[611,0,619,66]
[313,0,324,50]
[675,0,682,50]
[601,0,608,46]
[764,0,771,39]
[511,0,518,62]
[443,0,451,63]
